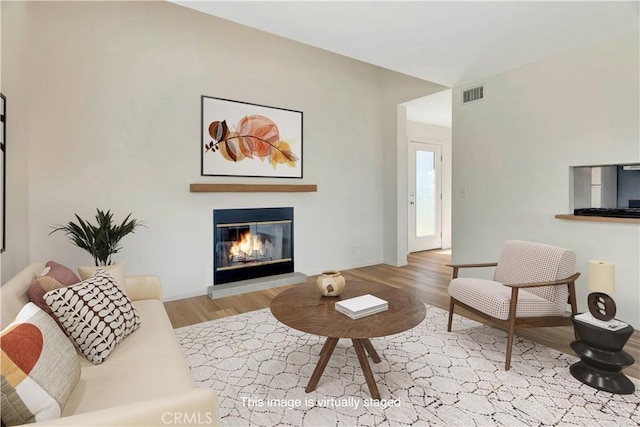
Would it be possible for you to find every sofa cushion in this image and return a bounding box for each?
[1,264,45,330]
[493,240,575,310]
[0,303,80,426]
[28,261,81,322]
[78,262,127,296]
[449,277,566,320]
[44,269,141,365]
[61,299,196,416]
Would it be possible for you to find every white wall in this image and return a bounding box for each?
[1,1,444,298]
[407,121,452,249]
[389,105,409,266]
[452,31,640,327]
[0,1,30,283]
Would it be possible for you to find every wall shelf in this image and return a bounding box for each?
[190,183,317,193]
[555,214,640,224]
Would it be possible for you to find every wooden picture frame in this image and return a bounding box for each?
[1,93,6,252]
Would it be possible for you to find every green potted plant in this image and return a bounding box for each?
[50,209,144,266]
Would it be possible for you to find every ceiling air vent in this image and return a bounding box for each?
[462,86,484,104]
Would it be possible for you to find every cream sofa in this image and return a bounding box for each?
[1,262,220,426]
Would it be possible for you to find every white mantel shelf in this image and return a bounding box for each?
[190,183,317,193]
[555,214,640,224]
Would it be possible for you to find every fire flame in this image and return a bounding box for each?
[230,232,264,259]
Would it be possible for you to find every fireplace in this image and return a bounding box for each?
[213,208,294,285]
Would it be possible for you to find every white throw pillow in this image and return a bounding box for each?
[44,269,141,365]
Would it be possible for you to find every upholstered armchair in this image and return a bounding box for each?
[447,240,580,370]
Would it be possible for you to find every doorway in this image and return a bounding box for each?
[408,141,442,252]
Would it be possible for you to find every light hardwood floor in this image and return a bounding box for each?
[164,250,639,379]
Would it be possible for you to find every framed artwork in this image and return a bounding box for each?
[1,93,5,252]
[201,96,303,178]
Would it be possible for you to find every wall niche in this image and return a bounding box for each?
[571,163,640,210]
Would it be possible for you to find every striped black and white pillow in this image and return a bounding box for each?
[44,269,141,364]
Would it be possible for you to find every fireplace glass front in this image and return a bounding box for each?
[213,208,293,285]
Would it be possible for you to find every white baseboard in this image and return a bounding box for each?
[383,258,408,267]
[162,289,208,302]
[304,259,382,277]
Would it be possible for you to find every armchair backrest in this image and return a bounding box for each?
[494,240,576,310]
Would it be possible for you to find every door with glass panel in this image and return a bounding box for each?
[409,141,442,252]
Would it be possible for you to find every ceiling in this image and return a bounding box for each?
[173,1,638,126]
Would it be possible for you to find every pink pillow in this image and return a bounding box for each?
[28,261,81,320]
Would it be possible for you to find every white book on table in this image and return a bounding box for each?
[335,294,388,319]
[335,304,388,319]
[574,312,628,331]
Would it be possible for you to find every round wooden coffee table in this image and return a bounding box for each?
[270,281,426,400]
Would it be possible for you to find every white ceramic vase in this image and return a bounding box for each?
[316,270,346,297]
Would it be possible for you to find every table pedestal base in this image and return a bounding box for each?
[570,316,635,395]
[305,337,382,400]
[570,361,635,395]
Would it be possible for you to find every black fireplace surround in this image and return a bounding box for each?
[213,207,294,285]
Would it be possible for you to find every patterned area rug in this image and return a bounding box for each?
[175,305,640,426]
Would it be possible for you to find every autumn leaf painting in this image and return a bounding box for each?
[205,115,298,169]
[201,96,303,178]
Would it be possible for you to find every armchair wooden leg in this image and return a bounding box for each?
[568,280,579,341]
[505,288,520,371]
[505,322,515,371]
[447,298,455,332]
